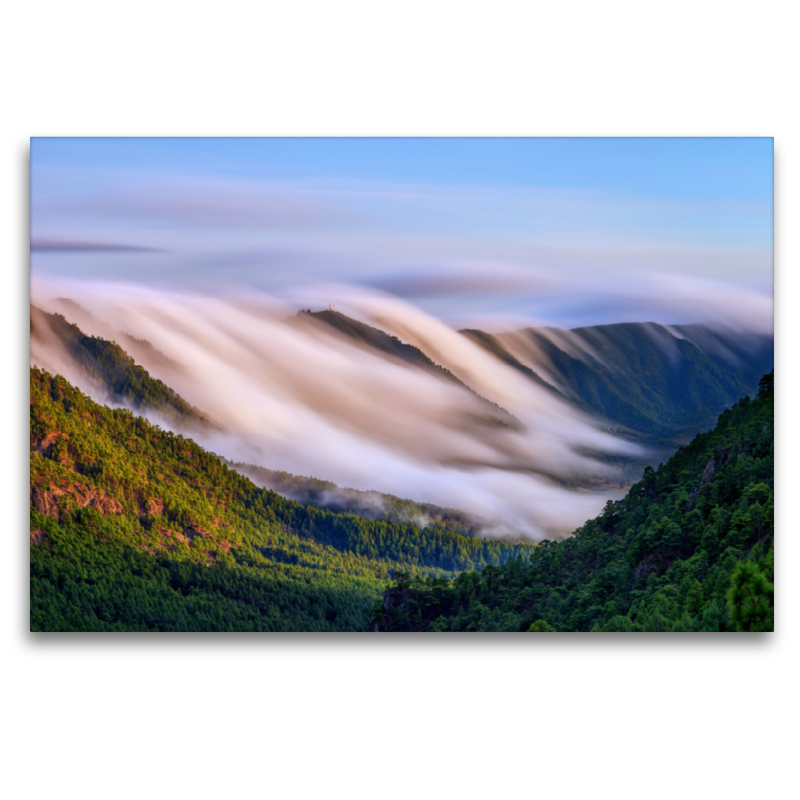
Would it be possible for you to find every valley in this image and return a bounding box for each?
[29,299,774,632]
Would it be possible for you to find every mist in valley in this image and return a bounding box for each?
[30,139,773,540]
[30,278,655,539]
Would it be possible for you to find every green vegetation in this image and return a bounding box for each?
[28,308,775,634]
[231,460,482,533]
[302,309,445,372]
[30,305,210,429]
[464,322,773,440]
[30,367,530,631]
[373,372,774,632]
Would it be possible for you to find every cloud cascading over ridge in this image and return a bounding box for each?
[29,139,773,538]
[31,277,650,539]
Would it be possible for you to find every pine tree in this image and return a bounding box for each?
[527,619,556,632]
[727,560,774,632]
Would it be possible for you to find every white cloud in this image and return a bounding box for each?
[31,277,645,539]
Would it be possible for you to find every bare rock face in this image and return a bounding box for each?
[689,446,736,509]
[146,497,165,516]
[30,480,122,521]
[31,484,64,519]
[71,483,123,515]
[32,431,63,455]
[30,529,49,547]
[634,551,669,580]
[700,456,716,485]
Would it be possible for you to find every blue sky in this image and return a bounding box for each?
[30,137,773,330]
[31,137,773,199]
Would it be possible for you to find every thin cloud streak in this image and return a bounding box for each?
[356,260,773,334]
[32,165,772,288]
[31,239,165,253]
[33,167,368,233]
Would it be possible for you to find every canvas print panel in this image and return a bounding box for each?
[29,138,774,631]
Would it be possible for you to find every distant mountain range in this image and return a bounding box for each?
[29,300,774,631]
[461,321,772,441]
[30,300,773,522]
[294,308,521,428]
[289,307,773,444]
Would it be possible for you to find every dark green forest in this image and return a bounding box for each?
[464,322,773,441]
[230,460,483,533]
[29,367,530,631]
[29,307,774,632]
[373,371,774,632]
[30,305,210,429]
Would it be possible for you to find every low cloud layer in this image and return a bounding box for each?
[31,278,649,539]
[363,261,773,334]
[29,142,772,538]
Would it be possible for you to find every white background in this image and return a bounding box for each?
[3,2,796,799]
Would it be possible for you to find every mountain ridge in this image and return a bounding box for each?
[372,372,774,632]
[297,308,521,428]
[30,304,213,431]
[463,320,773,441]
[30,367,532,631]
[29,300,773,537]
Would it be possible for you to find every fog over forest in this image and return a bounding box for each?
[31,278,659,538]
[30,138,773,539]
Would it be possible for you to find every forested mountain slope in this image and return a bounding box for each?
[29,368,531,631]
[230,460,482,533]
[32,308,486,530]
[373,372,774,632]
[29,300,772,548]
[30,305,211,430]
[463,322,773,441]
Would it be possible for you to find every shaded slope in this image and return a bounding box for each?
[30,304,212,430]
[41,297,182,372]
[464,321,773,440]
[304,309,443,371]
[229,460,484,534]
[373,374,774,632]
[301,309,520,428]
[460,328,571,400]
[671,323,774,389]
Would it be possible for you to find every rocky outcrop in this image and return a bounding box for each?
[146,497,165,516]
[634,550,669,580]
[371,586,428,632]
[30,485,62,518]
[383,586,413,612]
[700,455,716,485]
[32,431,67,456]
[30,529,49,547]
[689,446,735,508]
[30,480,123,521]
[155,524,234,565]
